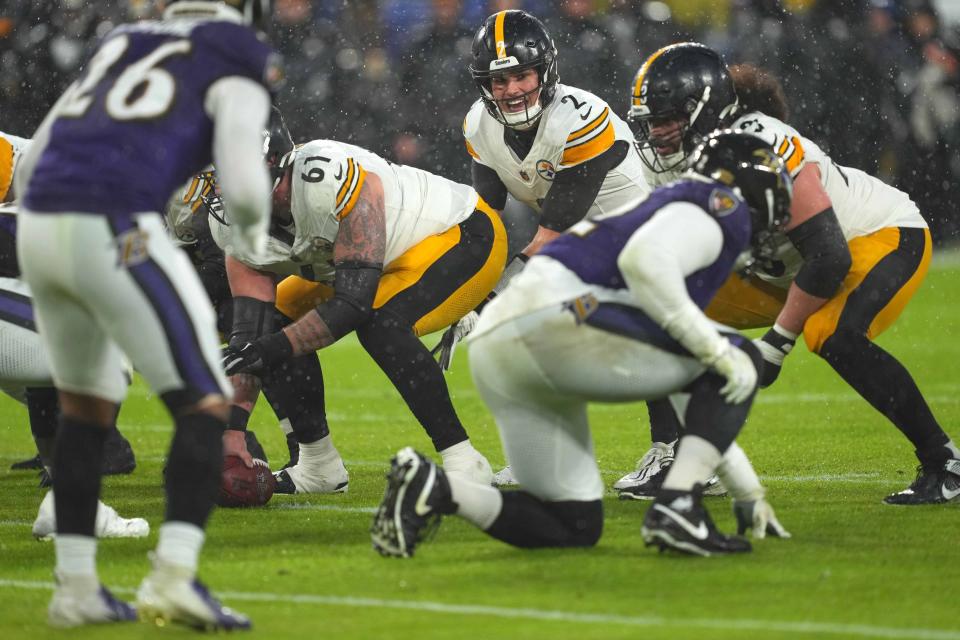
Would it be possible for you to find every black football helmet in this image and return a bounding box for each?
[263,104,295,189]
[689,130,793,263]
[628,43,740,173]
[469,10,559,130]
[165,0,273,33]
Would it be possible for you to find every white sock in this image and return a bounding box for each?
[716,442,764,501]
[54,534,97,578]
[439,440,475,462]
[946,440,960,460]
[662,435,722,492]
[299,435,340,468]
[155,521,205,573]
[448,475,503,530]
[279,418,293,436]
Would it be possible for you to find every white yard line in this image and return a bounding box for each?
[0,578,956,639]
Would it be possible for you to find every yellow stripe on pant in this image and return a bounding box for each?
[802,227,931,353]
[273,197,508,337]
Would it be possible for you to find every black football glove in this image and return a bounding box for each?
[753,324,798,388]
[221,332,293,377]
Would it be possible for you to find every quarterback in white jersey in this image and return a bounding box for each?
[622,42,959,506]
[216,126,507,493]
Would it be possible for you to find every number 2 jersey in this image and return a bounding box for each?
[22,16,276,219]
[211,139,480,282]
[463,83,650,219]
[644,111,927,289]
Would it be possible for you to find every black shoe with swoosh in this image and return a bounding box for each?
[884,459,960,505]
[641,486,752,557]
[370,447,456,558]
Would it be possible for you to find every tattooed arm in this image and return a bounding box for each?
[283,172,386,355]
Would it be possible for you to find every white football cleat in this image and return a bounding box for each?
[33,491,150,540]
[48,573,137,628]
[274,456,349,494]
[492,465,519,487]
[614,441,676,498]
[136,555,251,631]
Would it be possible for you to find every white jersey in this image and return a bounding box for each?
[463,84,650,220]
[211,139,480,282]
[644,111,926,288]
[1,131,32,202]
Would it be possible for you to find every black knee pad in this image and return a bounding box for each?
[543,499,604,547]
[486,492,603,549]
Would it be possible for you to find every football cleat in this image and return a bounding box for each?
[10,453,42,470]
[883,459,960,505]
[48,576,137,628]
[136,557,251,631]
[492,465,519,487]
[101,428,136,476]
[641,487,752,557]
[615,441,676,499]
[370,447,456,558]
[273,455,349,494]
[33,491,150,540]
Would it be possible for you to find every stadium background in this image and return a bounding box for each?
[2,0,959,246]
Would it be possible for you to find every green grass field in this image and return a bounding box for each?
[1,258,959,640]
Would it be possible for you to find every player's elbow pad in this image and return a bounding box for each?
[315,261,382,340]
[787,207,851,299]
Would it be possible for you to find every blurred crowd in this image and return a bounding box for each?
[2,0,959,242]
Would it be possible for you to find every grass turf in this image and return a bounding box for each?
[0,261,958,639]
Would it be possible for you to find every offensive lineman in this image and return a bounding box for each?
[216,133,507,490]
[16,0,277,628]
[619,42,960,505]
[370,131,793,558]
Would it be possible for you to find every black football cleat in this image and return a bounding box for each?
[10,453,43,470]
[101,429,136,476]
[642,487,752,557]
[884,459,960,505]
[370,447,456,558]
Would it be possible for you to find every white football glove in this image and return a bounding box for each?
[232,217,269,259]
[733,498,792,539]
[431,311,479,372]
[708,343,758,404]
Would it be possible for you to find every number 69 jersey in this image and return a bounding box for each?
[464,83,650,218]
[211,139,481,282]
[22,17,277,219]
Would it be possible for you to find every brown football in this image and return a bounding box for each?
[217,456,276,508]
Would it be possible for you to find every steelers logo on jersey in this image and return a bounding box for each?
[536,160,556,181]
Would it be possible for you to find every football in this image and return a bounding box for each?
[217,456,276,508]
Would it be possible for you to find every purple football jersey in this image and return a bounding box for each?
[24,19,276,219]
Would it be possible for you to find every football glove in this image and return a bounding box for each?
[431,311,479,372]
[709,343,758,404]
[221,332,293,376]
[733,498,792,539]
[754,324,798,387]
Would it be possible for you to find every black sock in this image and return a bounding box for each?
[357,309,468,452]
[820,329,949,467]
[26,387,59,466]
[165,412,224,527]
[262,352,329,444]
[52,416,108,536]
[647,397,681,444]
[484,491,603,548]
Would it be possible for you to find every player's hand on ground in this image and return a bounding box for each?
[222,429,254,469]
[754,324,798,387]
[733,498,792,539]
[710,343,758,404]
[432,310,479,371]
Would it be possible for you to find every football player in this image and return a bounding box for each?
[16,0,277,629]
[215,129,508,491]
[619,42,960,505]
[370,131,793,558]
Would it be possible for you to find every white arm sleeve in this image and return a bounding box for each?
[204,77,271,232]
[616,202,729,364]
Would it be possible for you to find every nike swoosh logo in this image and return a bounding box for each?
[653,504,709,540]
[580,107,593,121]
[941,482,960,501]
[414,463,436,516]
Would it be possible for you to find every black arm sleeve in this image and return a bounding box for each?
[314,261,382,341]
[230,296,276,345]
[539,140,630,232]
[471,160,508,211]
[786,206,852,299]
